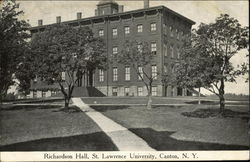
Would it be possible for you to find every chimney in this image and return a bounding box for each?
[144,0,149,8]
[38,19,43,26]
[77,12,82,19]
[56,16,61,23]
[118,5,124,13]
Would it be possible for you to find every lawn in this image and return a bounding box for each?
[81,96,249,106]
[82,96,189,105]
[91,104,249,150]
[0,104,118,151]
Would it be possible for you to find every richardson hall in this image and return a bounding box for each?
[29,0,196,98]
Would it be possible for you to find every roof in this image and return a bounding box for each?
[29,5,195,32]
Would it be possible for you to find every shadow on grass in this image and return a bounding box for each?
[152,105,184,109]
[0,105,83,114]
[91,105,130,112]
[52,106,82,113]
[0,105,61,111]
[12,98,64,104]
[185,100,218,105]
[181,108,250,119]
[0,132,118,151]
[129,128,249,150]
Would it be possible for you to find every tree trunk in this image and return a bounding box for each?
[147,94,152,109]
[65,85,74,109]
[219,78,225,114]
[147,84,152,109]
[64,97,70,108]
[198,87,201,105]
[219,95,225,114]
[59,82,74,109]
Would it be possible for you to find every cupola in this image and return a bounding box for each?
[96,0,119,16]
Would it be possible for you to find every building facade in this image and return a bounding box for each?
[29,0,195,98]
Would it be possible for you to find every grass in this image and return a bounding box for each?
[129,128,249,150]
[182,108,250,119]
[0,104,118,151]
[0,132,118,151]
[3,97,64,103]
[82,97,190,105]
[91,104,249,150]
[1,96,248,151]
[81,96,249,106]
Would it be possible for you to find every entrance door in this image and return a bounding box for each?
[177,87,183,96]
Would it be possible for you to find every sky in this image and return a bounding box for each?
[14,0,249,95]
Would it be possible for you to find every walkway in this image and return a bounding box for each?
[71,97,155,151]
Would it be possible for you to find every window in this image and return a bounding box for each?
[177,48,180,59]
[113,67,118,81]
[150,23,156,31]
[171,86,174,96]
[112,87,118,96]
[125,45,130,52]
[33,90,37,98]
[152,65,157,80]
[138,87,143,96]
[171,64,175,73]
[112,28,117,37]
[42,91,46,98]
[124,87,130,96]
[34,75,38,83]
[176,29,179,39]
[163,24,167,35]
[99,29,104,37]
[112,47,118,55]
[137,24,143,33]
[62,72,66,81]
[125,67,130,81]
[101,10,105,15]
[138,66,143,80]
[152,86,157,96]
[51,90,57,96]
[137,44,142,53]
[170,26,174,37]
[72,53,77,59]
[124,26,130,35]
[99,69,104,82]
[164,65,168,73]
[112,9,117,14]
[180,31,184,39]
[170,46,174,58]
[164,44,167,56]
[151,42,157,55]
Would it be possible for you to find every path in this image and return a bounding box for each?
[71,97,155,151]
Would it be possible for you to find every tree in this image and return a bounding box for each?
[86,38,108,87]
[115,40,159,109]
[171,14,249,114]
[0,0,30,101]
[15,50,36,96]
[163,32,213,105]
[30,24,106,108]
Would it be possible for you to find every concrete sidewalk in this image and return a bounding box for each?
[71,97,155,151]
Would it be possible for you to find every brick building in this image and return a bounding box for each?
[29,0,195,98]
